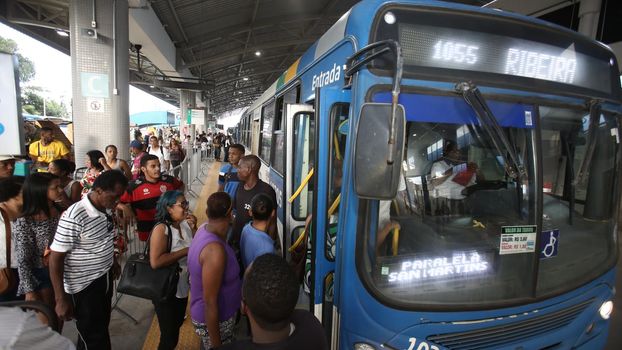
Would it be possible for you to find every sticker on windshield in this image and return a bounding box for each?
[540,229,560,259]
[524,111,533,126]
[499,225,537,255]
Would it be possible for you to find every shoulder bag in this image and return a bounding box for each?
[117,223,180,302]
[0,208,17,295]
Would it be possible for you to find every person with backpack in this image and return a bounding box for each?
[147,136,169,172]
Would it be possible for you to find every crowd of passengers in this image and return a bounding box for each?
[0,130,327,350]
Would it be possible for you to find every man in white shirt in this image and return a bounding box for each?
[429,141,481,215]
[147,136,170,171]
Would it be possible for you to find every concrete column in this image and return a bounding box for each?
[577,0,602,39]
[70,0,130,165]
[179,90,194,142]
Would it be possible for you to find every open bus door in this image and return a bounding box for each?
[311,86,352,347]
[286,103,315,263]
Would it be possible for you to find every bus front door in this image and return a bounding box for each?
[313,86,351,348]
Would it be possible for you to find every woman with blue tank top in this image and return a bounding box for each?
[188,192,241,349]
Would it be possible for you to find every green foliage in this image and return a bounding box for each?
[0,36,36,82]
[21,86,68,118]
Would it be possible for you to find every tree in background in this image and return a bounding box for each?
[0,35,35,82]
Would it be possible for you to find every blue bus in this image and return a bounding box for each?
[237,1,621,349]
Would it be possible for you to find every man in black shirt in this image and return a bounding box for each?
[231,155,277,250]
[217,254,328,350]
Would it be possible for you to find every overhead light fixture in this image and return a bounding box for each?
[149,85,155,88]
[243,77,249,81]
[56,29,69,37]
[255,50,261,57]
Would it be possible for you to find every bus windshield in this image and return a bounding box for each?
[358,92,619,308]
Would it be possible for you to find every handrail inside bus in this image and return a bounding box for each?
[288,168,314,203]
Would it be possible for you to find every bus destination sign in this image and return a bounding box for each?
[398,23,613,94]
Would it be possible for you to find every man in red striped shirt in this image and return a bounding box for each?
[118,154,183,241]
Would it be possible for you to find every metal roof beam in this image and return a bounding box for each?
[183,39,315,69]
[166,0,189,43]
[181,14,331,51]
[215,69,283,86]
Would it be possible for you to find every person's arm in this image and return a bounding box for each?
[430,162,453,187]
[99,157,112,171]
[70,181,83,203]
[173,177,185,192]
[28,142,39,162]
[200,242,226,347]
[115,203,135,229]
[14,220,38,299]
[268,188,278,240]
[59,143,71,160]
[49,251,72,321]
[119,159,132,179]
[149,223,188,269]
[217,165,226,192]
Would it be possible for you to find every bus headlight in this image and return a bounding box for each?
[354,343,376,350]
[598,300,613,320]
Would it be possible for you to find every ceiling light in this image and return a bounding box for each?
[56,29,69,37]
[243,77,249,81]
[149,85,155,88]
[255,50,262,57]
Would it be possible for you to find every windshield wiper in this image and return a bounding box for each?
[574,100,601,186]
[456,82,526,181]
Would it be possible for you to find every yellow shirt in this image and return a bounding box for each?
[29,140,70,164]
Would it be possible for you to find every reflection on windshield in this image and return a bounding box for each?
[537,107,618,296]
[363,115,536,305]
[360,98,619,307]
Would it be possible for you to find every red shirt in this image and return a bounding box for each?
[120,174,183,240]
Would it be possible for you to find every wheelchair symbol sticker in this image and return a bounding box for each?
[540,230,559,259]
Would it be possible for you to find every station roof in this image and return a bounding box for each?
[2,0,620,115]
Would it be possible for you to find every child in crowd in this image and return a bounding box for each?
[239,193,276,271]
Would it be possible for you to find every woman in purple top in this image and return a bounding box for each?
[188,192,241,349]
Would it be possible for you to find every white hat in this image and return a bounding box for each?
[0,155,17,161]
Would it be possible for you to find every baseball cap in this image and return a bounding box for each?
[0,155,17,162]
[129,140,143,149]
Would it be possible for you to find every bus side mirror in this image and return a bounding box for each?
[354,103,405,199]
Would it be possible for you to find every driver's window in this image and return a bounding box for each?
[326,103,349,261]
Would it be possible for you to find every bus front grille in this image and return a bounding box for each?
[426,299,593,350]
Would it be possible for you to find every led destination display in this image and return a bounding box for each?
[375,250,495,286]
[398,23,611,93]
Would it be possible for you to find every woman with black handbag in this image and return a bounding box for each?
[149,190,197,350]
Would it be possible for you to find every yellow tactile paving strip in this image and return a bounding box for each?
[142,161,222,350]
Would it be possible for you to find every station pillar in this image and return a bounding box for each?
[69,0,130,164]
[577,0,602,39]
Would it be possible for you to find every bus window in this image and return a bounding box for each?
[272,96,285,175]
[537,108,618,296]
[326,103,349,261]
[259,101,275,162]
[292,112,315,220]
[358,95,538,307]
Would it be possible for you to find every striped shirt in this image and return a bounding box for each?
[50,195,115,294]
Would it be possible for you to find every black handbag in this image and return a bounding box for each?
[117,223,180,302]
